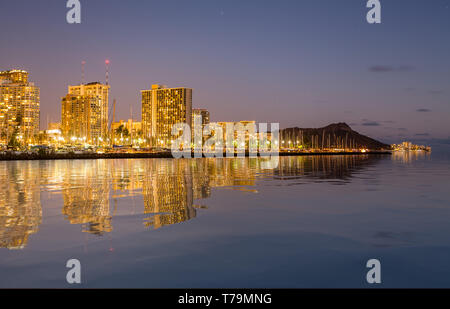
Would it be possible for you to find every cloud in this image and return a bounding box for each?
[361,121,381,126]
[369,65,414,73]
[416,108,431,112]
[427,90,444,95]
[415,133,430,137]
[397,128,408,131]
[373,231,395,239]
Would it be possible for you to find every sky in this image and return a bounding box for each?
[0,0,449,143]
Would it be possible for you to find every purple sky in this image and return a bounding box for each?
[1,0,449,143]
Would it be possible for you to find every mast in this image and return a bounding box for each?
[322,130,325,150]
[130,105,133,146]
[111,99,116,145]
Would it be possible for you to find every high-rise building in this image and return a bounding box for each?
[213,120,257,150]
[192,108,210,127]
[67,82,109,140]
[61,94,102,144]
[0,70,29,84]
[192,109,210,145]
[0,70,40,145]
[141,84,192,147]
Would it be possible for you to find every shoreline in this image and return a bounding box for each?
[0,151,392,162]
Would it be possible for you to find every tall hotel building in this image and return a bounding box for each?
[0,70,40,145]
[61,82,109,144]
[61,95,102,143]
[192,109,210,127]
[141,84,192,147]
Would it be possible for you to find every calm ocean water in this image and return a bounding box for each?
[0,148,450,288]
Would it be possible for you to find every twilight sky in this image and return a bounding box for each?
[0,0,449,143]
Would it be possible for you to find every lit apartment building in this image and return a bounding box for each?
[61,94,102,144]
[141,84,192,147]
[192,109,210,145]
[67,82,109,140]
[0,70,40,145]
[192,109,210,127]
[215,120,257,149]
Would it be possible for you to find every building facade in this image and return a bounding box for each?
[141,84,192,147]
[212,120,257,151]
[67,82,109,140]
[0,70,40,145]
[111,119,142,136]
[61,94,102,144]
[192,108,210,128]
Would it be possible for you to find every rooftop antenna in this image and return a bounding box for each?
[81,60,86,85]
[105,59,110,85]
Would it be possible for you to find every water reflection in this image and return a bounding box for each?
[0,162,42,249]
[142,160,196,230]
[0,155,388,249]
[275,155,383,183]
[391,150,431,164]
[62,170,112,235]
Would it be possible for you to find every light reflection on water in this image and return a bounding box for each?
[2,151,449,288]
[0,155,390,249]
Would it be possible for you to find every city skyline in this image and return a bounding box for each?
[2,1,450,291]
[0,0,449,144]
